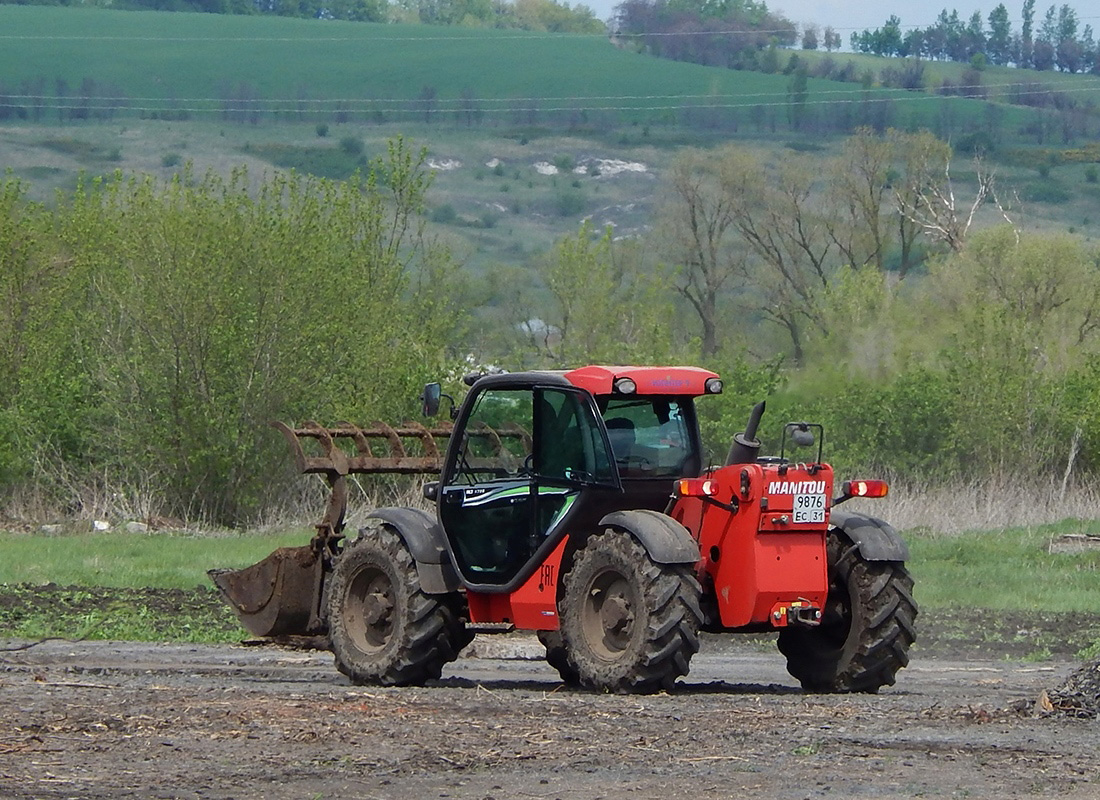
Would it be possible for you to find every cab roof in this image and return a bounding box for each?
[563,365,720,397]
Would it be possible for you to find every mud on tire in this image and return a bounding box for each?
[778,529,917,693]
[328,526,469,686]
[559,530,701,693]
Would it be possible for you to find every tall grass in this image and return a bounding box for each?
[853,475,1100,535]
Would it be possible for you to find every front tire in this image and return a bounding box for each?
[328,526,468,686]
[778,530,917,693]
[559,530,701,693]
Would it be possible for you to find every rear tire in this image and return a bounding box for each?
[537,629,580,685]
[328,526,468,686]
[778,530,917,693]
[559,530,701,693]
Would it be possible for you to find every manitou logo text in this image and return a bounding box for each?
[767,480,827,495]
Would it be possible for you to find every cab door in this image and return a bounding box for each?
[438,384,620,590]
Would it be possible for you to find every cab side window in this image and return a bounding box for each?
[535,388,615,484]
[448,389,531,484]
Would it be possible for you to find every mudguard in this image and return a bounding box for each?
[364,507,462,594]
[599,509,700,565]
[829,509,909,562]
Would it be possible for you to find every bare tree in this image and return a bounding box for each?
[825,127,895,272]
[659,148,744,357]
[894,136,1011,254]
[718,151,834,363]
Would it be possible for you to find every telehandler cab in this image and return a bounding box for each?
[211,365,916,693]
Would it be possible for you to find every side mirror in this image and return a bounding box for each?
[780,421,824,466]
[421,382,442,417]
[789,423,815,448]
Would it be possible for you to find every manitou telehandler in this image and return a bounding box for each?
[211,365,916,693]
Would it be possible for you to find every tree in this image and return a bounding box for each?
[881,15,904,56]
[987,3,1012,64]
[964,10,986,59]
[417,85,438,123]
[717,150,835,363]
[894,143,1008,254]
[822,26,841,52]
[1020,0,1036,67]
[825,128,895,273]
[659,148,744,357]
[801,24,819,50]
[1055,4,1081,71]
[541,222,676,364]
[23,140,464,523]
[919,227,1100,472]
[786,65,808,130]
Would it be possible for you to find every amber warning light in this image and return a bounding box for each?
[841,480,889,498]
[677,478,718,497]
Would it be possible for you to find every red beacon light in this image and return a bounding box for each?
[677,478,719,498]
[840,479,889,499]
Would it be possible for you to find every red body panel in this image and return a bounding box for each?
[669,463,833,629]
[563,365,719,397]
[466,538,566,629]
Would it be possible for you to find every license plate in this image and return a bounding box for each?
[792,493,826,524]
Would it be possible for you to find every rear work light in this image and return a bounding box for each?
[841,480,889,499]
[677,478,718,497]
[704,377,723,394]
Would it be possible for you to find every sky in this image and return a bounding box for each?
[584,0,1032,35]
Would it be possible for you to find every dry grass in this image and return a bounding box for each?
[849,475,1100,536]
[5,466,1100,538]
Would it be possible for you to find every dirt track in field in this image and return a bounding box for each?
[3,625,1100,800]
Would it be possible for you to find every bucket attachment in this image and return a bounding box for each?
[208,545,325,638]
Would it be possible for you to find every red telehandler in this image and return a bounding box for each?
[211,365,916,693]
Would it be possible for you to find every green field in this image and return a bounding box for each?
[0,5,1029,130]
[1,522,1098,652]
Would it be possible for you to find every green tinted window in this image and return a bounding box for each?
[535,388,615,485]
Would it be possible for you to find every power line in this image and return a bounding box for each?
[1,15,1098,41]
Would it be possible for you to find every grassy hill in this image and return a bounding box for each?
[0,5,1027,127]
[2,5,1099,271]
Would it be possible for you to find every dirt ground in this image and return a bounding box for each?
[3,614,1100,800]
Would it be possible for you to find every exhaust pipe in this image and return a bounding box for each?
[725,401,765,465]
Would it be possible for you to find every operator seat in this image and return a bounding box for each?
[605,417,636,465]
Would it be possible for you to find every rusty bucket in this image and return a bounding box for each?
[208,545,325,638]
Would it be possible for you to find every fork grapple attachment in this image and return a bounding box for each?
[211,419,526,637]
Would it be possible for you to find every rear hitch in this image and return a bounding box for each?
[770,600,822,628]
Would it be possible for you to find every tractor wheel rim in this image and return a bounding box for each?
[581,569,637,660]
[347,566,395,652]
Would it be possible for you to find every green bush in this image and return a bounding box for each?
[339,135,364,155]
[430,203,457,223]
[555,189,585,216]
[0,142,465,524]
[1022,180,1071,204]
